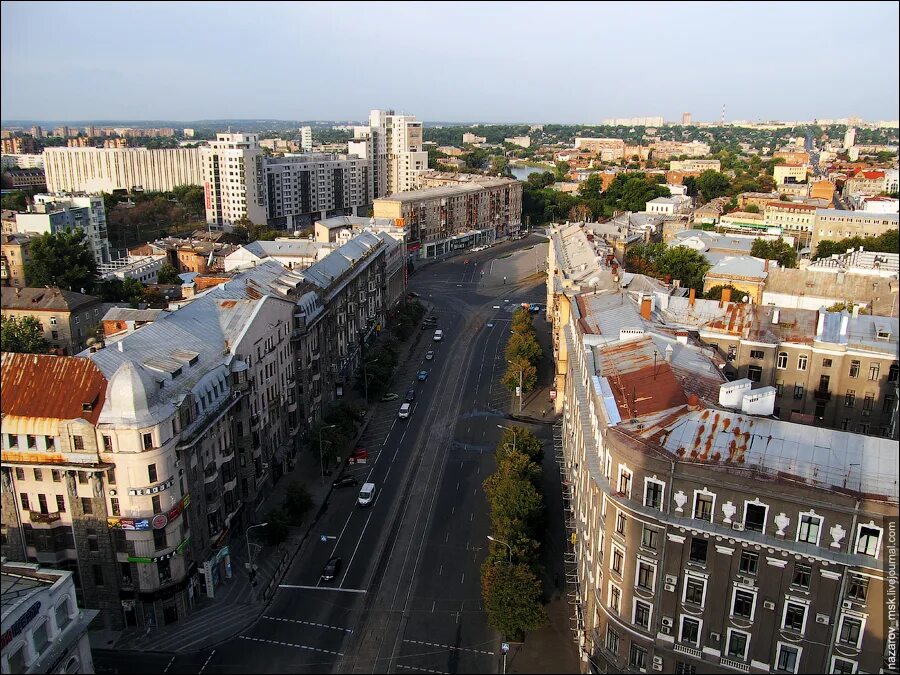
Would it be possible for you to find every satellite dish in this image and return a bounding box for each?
[742,295,750,303]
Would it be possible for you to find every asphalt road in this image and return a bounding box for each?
[103,235,551,675]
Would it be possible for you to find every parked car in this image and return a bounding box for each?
[407,291,420,298]
[417,370,429,381]
[380,392,399,402]
[332,476,359,489]
[321,556,342,581]
[425,350,434,360]
[529,303,541,313]
[433,329,443,342]
[424,316,438,324]
[405,389,416,402]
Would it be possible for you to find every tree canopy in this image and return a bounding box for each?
[625,243,711,292]
[1,315,50,354]
[751,238,797,268]
[24,229,98,293]
[696,170,731,202]
[814,230,899,260]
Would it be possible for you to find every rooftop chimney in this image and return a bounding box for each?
[764,259,769,272]
[772,309,780,325]
[816,307,826,336]
[689,287,696,307]
[687,393,701,411]
[839,312,849,337]
[719,286,732,308]
[640,295,652,320]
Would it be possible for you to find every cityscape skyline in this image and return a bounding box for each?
[2,1,898,123]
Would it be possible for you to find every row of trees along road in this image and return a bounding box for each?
[503,308,542,398]
[481,425,549,640]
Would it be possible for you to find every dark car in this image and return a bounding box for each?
[424,316,438,324]
[332,476,359,489]
[407,291,420,298]
[417,370,429,381]
[321,557,342,582]
[425,350,435,360]
[405,389,416,402]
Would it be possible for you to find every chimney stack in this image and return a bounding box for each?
[640,295,652,320]
[839,311,849,337]
[665,344,674,362]
[772,309,780,325]
[719,286,732,308]
[764,259,769,272]
[816,307,826,336]
[689,287,696,307]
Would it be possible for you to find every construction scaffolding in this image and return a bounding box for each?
[555,420,585,652]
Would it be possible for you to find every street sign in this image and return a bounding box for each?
[501,642,510,654]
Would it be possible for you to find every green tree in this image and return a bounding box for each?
[483,470,543,538]
[1,190,28,211]
[156,264,182,285]
[597,173,670,216]
[554,161,570,181]
[24,230,98,292]
[696,170,731,202]
[264,509,289,546]
[751,238,797,268]
[1,315,50,354]
[502,357,538,396]
[510,307,535,334]
[505,331,542,365]
[282,482,313,522]
[703,285,739,301]
[744,204,760,214]
[481,562,548,640]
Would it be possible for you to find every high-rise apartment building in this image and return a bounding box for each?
[44,147,202,194]
[30,125,44,139]
[348,110,429,198]
[299,126,313,152]
[843,127,857,150]
[15,193,110,265]
[682,112,693,126]
[199,133,267,230]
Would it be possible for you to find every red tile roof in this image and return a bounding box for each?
[853,169,885,180]
[1,354,107,425]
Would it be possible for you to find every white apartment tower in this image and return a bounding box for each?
[844,126,857,150]
[200,133,267,230]
[348,110,429,198]
[299,126,313,152]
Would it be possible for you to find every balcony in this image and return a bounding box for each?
[673,643,703,659]
[814,389,832,401]
[203,463,219,484]
[29,511,62,525]
[719,657,750,672]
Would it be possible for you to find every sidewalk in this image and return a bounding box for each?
[91,317,428,654]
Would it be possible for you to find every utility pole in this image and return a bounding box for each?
[318,424,336,485]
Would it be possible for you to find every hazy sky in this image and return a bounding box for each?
[2,1,898,123]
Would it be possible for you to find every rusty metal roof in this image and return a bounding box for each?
[598,336,688,419]
[1,353,107,425]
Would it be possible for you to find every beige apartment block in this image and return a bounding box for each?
[43,147,202,193]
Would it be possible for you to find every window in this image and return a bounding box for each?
[675,663,697,675]
[20,492,30,510]
[885,393,898,413]
[55,600,71,631]
[81,497,93,514]
[744,502,767,533]
[641,526,658,551]
[87,528,99,552]
[679,617,700,646]
[862,394,874,411]
[693,492,714,521]
[782,602,807,633]
[143,433,153,450]
[78,472,88,484]
[27,434,36,449]
[797,354,808,371]
[751,349,766,360]
[617,467,632,497]
[7,433,18,448]
[92,564,104,586]
[153,528,167,550]
[844,390,856,407]
[636,561,655,591]
[56,495,66,512]
[33,468,43,481]
[831,657,857,674]
[726,629,749,660]
[838,616,862,648]
[889,363,899,382]
[611,546,624,575]
[32,619,49,653]
[107,467,116,485]
[849,360,860,378]
[38,493,48,514]
[609,584,621,613]
[152,494,161,513]
[689,538,708,564]
[110,497,120,516]
[728,345,736,361]
[47,436,57,451]
[633,599,651,629]
[775,382,784,396]
[51,469,61,482]
[6,646,26,674]
[684,577,705,605]
[644,479,663,510]
[822,358,833,368]
[855,525,881,557]
[732,589,755,619]
[776,644,800,673]
[797,513,822,545]
[148,463,158,483]
[792,564,811,589]
[157,558,172,583]
[868,363,880,380]
[846,574,869,602]
[793,384,804,399]
[615,512,626,535]
[748,365,762,382]
[819,374,830,391]
[605,627,619,655]
[72,435,84,450]
[103,435,113,452]
[629,644,647,670]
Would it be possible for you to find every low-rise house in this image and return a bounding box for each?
[1,232,36,288]
[223,239,335,272]
[1,287,103,355]
[702,256,770,302]
[762,265,898,315]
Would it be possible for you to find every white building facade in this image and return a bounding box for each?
[15,194,110,264]
[200,133,267,230]
[348,109,429,198]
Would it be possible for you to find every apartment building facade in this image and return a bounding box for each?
[263,153,370,229]
[200,133,267,229]
[43,147,202,194]
[763,201,817,245]
[811,210,898,252]
[372,177,522,258]
[1,232,35,288]
[669,159,721,173]
[14,193,110,265]
[348,109,429,198]
[1,287,104,355]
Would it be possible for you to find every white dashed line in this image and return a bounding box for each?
[262,615,353,633]
[198,649,216,674]
[402,638,494,656]
[163,656,175,673]
[240,635,344,656]
[396,665,448,675]
[278,584,367,593]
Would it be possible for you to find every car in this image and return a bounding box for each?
[529,303,541,313]
[357,482,376,506]
[407,291,420,298]
[405,389,416,402]
[424,316,438,324]
[425,350,434,360]
[399,402,411,418]
[321,556,342,581]
[332,476,359,489]
[471,245,487,252]
[417,370,429,381]
[380,392,399,402]
[433,329,443,342]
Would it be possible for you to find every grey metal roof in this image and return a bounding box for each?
[707,255,768,279]
[102,307,167,322]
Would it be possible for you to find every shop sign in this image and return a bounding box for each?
[0,601,41,649]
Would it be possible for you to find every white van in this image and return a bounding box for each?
[433,329,443,342]
[357,482,376,507]
[399,402,411,418]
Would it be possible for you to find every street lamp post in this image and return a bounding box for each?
[507,360,523,413]
[318,424,337,486]
[487,535,512,565]
[245,522,268,587]
[363,359,379,404]
[496,424,517,455]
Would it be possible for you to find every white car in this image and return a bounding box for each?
[471,245,487,252]
[433,329,443,342]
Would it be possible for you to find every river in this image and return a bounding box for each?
[509,164,554,181]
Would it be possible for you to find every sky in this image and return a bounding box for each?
[2,1,898,124]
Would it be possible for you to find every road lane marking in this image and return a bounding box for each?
[461,572,465,584]
[329,506,356,557]
[198,649,216,674]
[163,657,175,673]
[341,510,374,586]
[278,584,366,593]
[402,639,494,656]
[396,665,447,675]
[262,616,352,633]
[240,635,344,656]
